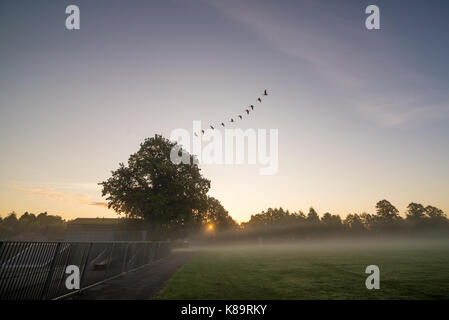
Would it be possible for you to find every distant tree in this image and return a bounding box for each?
[423,206,447,230]
[0,215,4,237]
[99,135,211,239]
[2,212,18,228]
[359,212,375,229]
[425,206,446,220]
[375,200,400,221]
[406,203,426,221]
[204,197,238,231]
[0,212,19,239]
[35,212,64,228]
[306,207,320,223]
[19,212,37,226]
[321,212,332,222]
[243,208,283,228]
[321,213,342,227]
[370,200,403,233]
[293,210,306,221]
[266,207,290,225]
[344,214,366,232]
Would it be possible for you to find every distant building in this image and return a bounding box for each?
[66,218,147,242]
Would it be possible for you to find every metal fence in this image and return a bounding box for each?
[0,241,171,300]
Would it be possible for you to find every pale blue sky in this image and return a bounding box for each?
[1,0,448,221]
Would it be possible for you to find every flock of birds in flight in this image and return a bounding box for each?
[194,89,269,137]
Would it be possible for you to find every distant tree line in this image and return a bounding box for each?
[0,199,238,241]
[0,212,67,241]
[2,199,447,242]
[233,200,448,241]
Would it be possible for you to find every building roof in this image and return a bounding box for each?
[68,218,120,225]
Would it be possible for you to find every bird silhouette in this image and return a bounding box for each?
[198,90,266,131]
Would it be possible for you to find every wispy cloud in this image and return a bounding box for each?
[88,202,109,208]
[355,97,449,127]
[203,0,449,127]
[10,184,108,208]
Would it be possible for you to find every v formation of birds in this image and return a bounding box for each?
[194,89,269,137]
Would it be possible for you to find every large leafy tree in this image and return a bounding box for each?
[99,135,210,238]
[375,200,401,221]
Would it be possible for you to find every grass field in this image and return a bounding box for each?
[156,240,449,300]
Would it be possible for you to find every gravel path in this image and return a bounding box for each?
[71,250,193,300]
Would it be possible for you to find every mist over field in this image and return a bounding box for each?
[160,239,449,300]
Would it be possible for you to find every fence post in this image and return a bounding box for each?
[0,241,4,261]
[145,242,151,264]
[140,243,146,267]
[79,243,93,289]
[121,243,130,274]
[54,243,72,298]
[104,243,115,280]
[151,242,157,262]
[41,242,61,300]
[153,242,160,260]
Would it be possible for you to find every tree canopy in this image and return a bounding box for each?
[99,135,211,238]
[237,200,448,241]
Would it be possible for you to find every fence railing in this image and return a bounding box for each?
[0,241,171,300]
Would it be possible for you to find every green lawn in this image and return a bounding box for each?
[156,241,449,299]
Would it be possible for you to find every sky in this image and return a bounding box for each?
[0,0,448,222]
